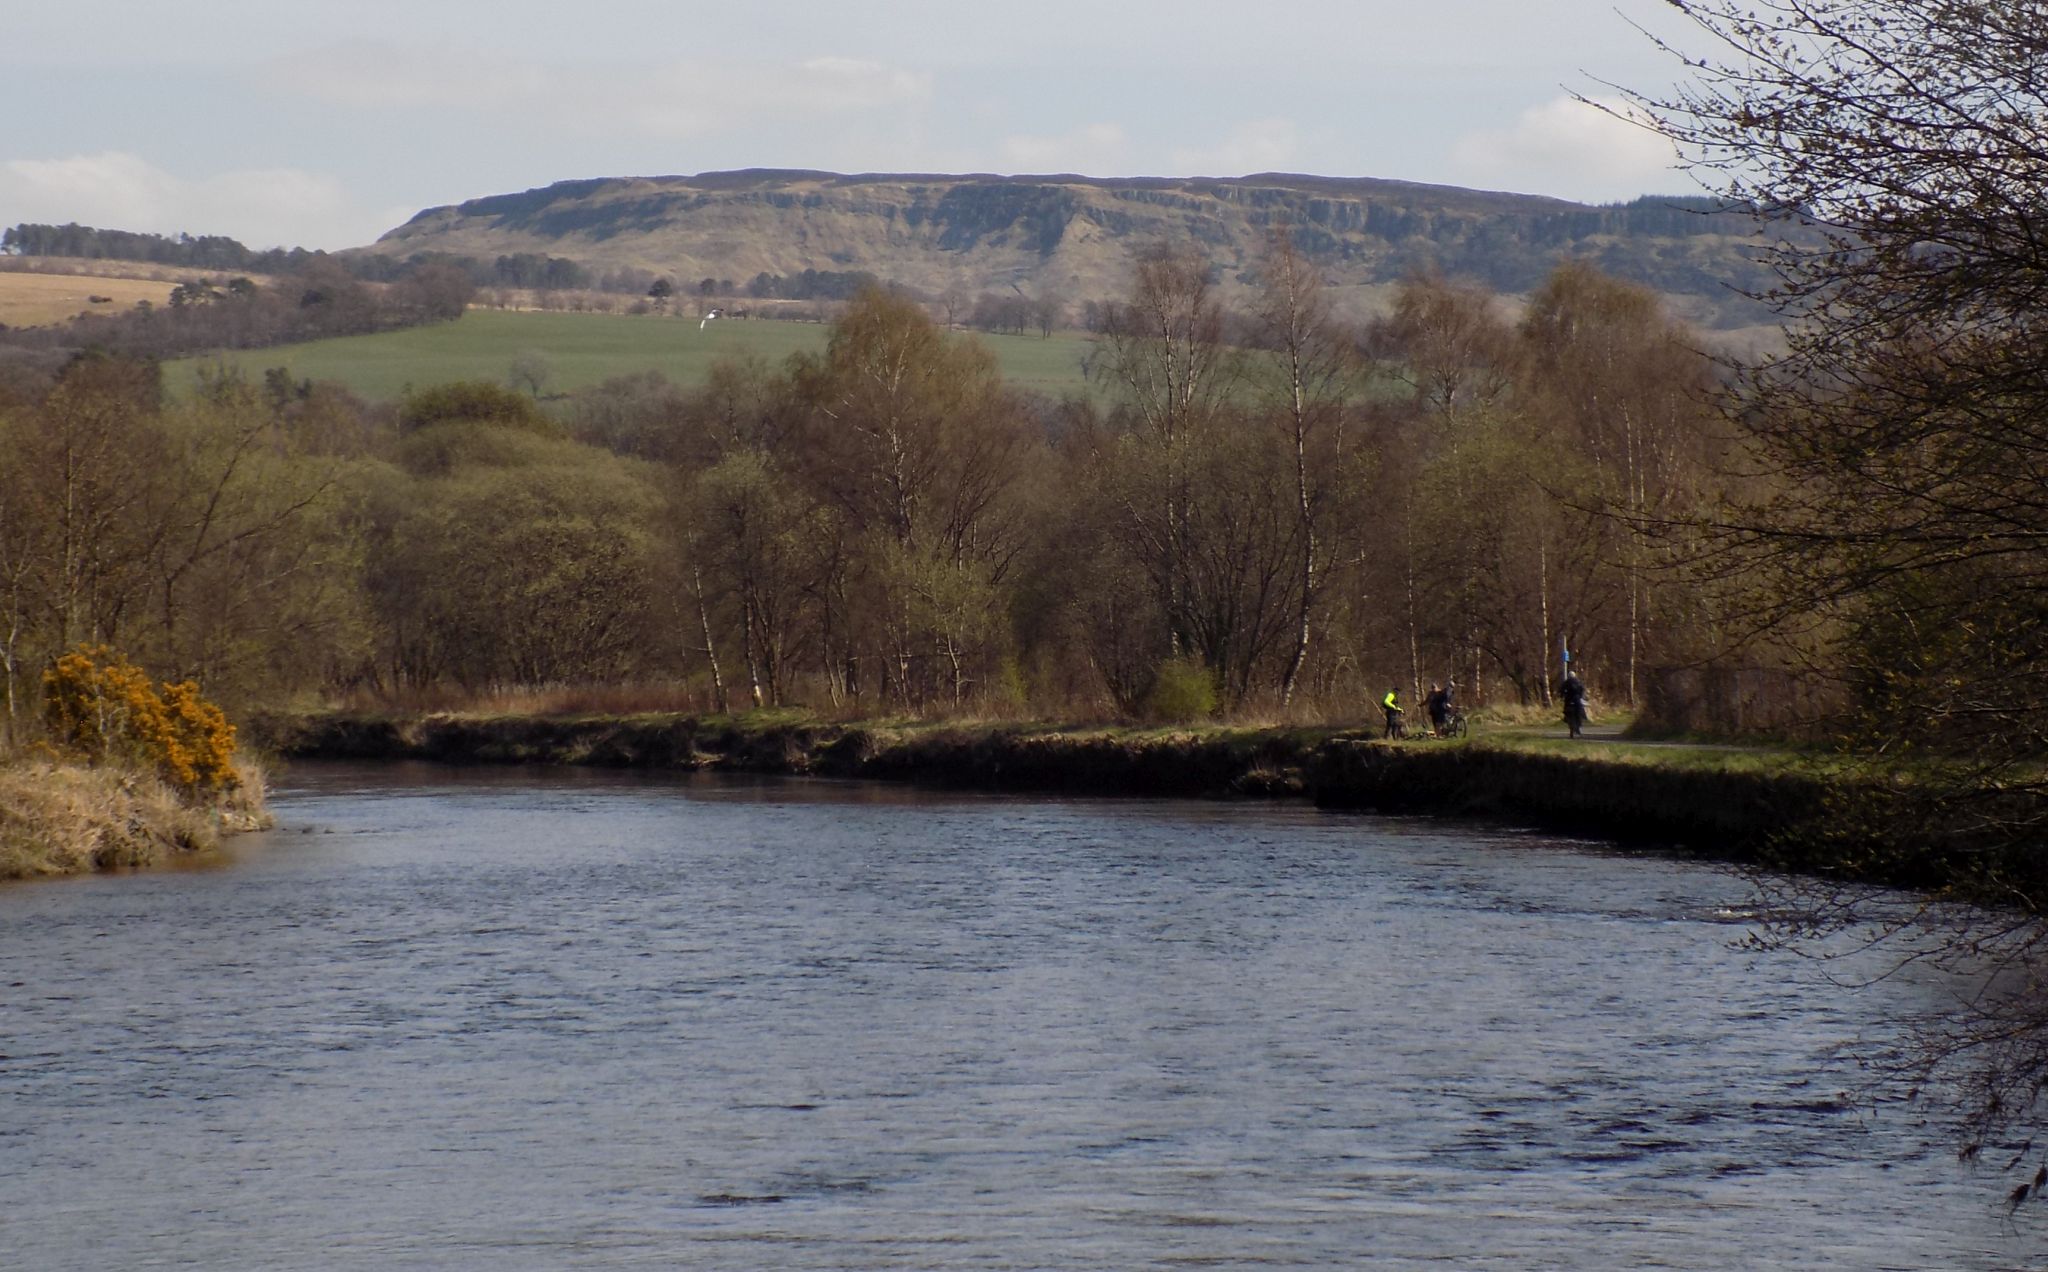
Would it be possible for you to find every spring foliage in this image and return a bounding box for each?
[41,645,238,799]
[1143,656,1219,724]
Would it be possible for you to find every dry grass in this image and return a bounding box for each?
[0,271,176,327]
[0,761,214,879]
[0,257,285,327]
[218,760,274,833]
[0,756,272,881]
[332,680,713,718]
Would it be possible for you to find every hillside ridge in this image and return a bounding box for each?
[366,169,1769,328]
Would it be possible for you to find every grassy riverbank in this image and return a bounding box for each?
[256,708,1964,885]
[0,760,274,881]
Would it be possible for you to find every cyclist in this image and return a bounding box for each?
[1560,670,1588,739]
[1425,682,1451,737]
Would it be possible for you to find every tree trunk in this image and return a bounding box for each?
[739,588,764,710]
[1404,534,1422,710]
[1538,542,1553,708]
[692,566,729,714]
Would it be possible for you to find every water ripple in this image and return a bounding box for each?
[0,763,2025,1268]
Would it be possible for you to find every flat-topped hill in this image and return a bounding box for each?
[363,170,1775,330]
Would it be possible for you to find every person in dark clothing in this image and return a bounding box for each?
[1382,686,1405,738]
[1560,670,1588,739]
[1425,682,1450,737]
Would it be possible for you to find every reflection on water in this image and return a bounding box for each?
[0,762,2022,1268]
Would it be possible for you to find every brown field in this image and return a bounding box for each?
[0,257,287,328]
[0,270,176,327]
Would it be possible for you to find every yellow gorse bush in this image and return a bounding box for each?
[41,645,239,799]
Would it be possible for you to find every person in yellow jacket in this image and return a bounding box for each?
[1382,686,1405,738]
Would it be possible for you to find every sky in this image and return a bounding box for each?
[1,1,1709,252]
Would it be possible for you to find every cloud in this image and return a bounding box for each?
[258,42,932,141]
[1169,119,1302,175]
[0,151,400,249]
[999,123,1129,174]
[1448,95,1682,202]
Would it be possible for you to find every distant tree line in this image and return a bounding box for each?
[744,269,884,301]
[3,223,333,275]
[958,291,1059,337]
[7,223,651,297]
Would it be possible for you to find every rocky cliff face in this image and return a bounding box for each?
[367,170,1776,329]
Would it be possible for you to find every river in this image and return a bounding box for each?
[0,762,2025,1268]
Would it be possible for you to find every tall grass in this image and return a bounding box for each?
[0,762,212,879]
[0,756,272,881]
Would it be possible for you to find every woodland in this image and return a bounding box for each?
[0,237,1725,746]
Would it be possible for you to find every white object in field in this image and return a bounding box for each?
[700,308,721,330]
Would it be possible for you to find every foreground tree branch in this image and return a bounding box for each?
[1632,0,2048,1176]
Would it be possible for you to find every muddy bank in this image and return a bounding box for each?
[261,710,1868,859]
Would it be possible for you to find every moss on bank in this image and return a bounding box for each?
[256,711,1336,796]
[1309,741,1830,861]
[0,760,274,881]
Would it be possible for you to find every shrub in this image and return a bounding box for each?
[1143,655,1217,724]
[41,645,239,799]
[398,380,551,433]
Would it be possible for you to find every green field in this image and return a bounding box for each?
[168,309,1101,401]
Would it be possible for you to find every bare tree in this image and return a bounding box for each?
[1374,273,1517,703]
[508,349,553,398]
[1517,262,1719,707]
[1249,226,1368,707]
[1095,243,1236,663]
[790,288,1032,708]
[1632,0,2048,1174]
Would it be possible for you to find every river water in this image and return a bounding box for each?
[0,763,2028,1268]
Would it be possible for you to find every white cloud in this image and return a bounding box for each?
[1169,119,1302,175]
[260,42,552,112]
[1448,95,1682,202]
[794,57,932,109]
[999,123,1129,174]
[258,42,932,142]
[0,151,398,250]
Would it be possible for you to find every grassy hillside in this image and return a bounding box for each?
[167,309,1100,401]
